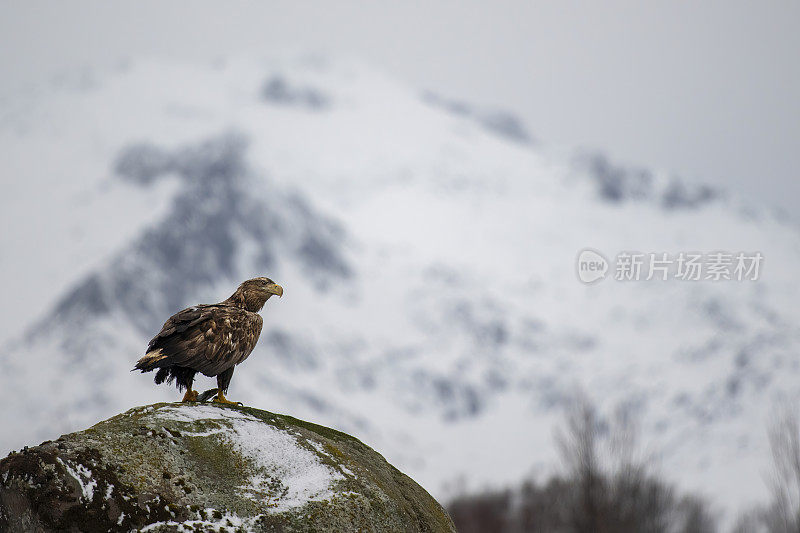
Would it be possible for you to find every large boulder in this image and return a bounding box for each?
[0,403,455,532]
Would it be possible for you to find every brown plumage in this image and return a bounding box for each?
[133,277,283,404]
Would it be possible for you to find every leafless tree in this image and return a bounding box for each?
[448,391,716,533]
[762,406,800,532]
[555,392,605,532]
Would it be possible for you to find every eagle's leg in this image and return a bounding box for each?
[212,367,242,405]
[178,369,199,402]
[212,390,241,405]
[181,389,199,402]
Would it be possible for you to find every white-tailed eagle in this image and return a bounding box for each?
[133,277,283,404]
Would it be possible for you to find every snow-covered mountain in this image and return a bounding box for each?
[1,55,798,516]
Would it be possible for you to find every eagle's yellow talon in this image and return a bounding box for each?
[181,390,199,402]
[213,391,242,406]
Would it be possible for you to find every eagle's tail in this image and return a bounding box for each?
[133,349,168,372]
[133,349,196,391]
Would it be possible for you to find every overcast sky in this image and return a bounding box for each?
[2,1,798,215]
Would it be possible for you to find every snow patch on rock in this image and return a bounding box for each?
[158,406,343,510]
[57,457,97,501]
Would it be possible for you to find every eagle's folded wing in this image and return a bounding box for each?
[143,305,263,376]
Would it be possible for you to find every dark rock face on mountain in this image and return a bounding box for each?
[574,152,718,208]
[261,75,330,109]
[421,91,534,144]
[60,132,350,337]
[0,403,455,532]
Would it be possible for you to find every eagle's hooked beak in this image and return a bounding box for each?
[268,284,284,298]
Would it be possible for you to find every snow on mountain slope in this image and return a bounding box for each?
[0,55,798,516]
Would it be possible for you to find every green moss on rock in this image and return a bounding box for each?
[0,403,455,532]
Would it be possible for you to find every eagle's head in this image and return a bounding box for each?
[228,277,283,312]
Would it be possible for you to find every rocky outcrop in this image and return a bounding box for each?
[0,403,455,532]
